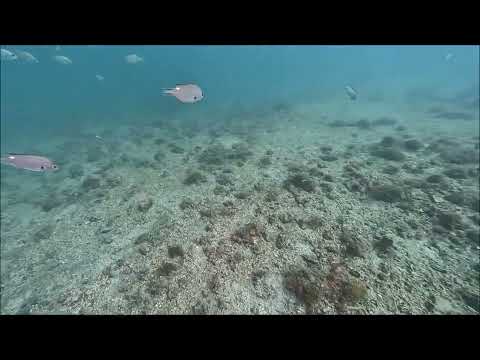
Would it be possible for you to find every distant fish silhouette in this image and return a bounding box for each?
[1,48,17,61]
[125,54,143,64]
[53,55,72,65]
[345,85,357,100]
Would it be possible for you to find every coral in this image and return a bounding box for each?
[284,173,316,193]
[183,170,207,185]
[231,223,265,246]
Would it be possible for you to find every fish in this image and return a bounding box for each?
[1,48,18,61]
[13,49,39,63]
[53,55,72,64]
[96,74,104,81]
[0,154,59,172]
[445,53,453,62]
[345,85,357,100]
[125,54,143,64]
[163,84,204,103]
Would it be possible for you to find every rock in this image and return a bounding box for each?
[372,117,397,126]
[443,167,467,179]
[168,144,185,154]
[380,136,396,147]
[382,165,400,175]
[179,198,195,210]
[275,233,289,249]
[426,174,444,184]
[437,211,463,231]
[216,174,233,186]
[340,229,367,258]
[320,154,338,162]
[371,147,406,161]
[155,262,178,276]
[465,229,479,245]
[168,245,185,258]
[284,173,316,192]
[134,192,153,212]
[81,176,101,191]
[341,280,368,304]
[153,151,165,161]
[68,164,84,178]
[184,170,207,185]
[458,289,479,313]
[440,148,479,164]
[374,235,394,254]
[234,191,251,200]
[356,119,371,129]
[404,139,423,151]
[258,156,272,167]
[368,184,405,203]
[33,224,54,242]
[231,223,265,246]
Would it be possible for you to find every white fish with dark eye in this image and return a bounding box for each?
[13,49,39,63]
[163,84,204,103]
[0,154,59,172]
[345,85,357,100]
[1,49,18,61]
[53,55,72,64]
[125,54,143,64]
[96,74,104,81]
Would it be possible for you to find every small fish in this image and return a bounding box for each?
[163,84,204,103]
[345,85,357,100]
[95,135,104,141]
[125,54,143,64]
[0,154,59,172]
[95,74,104,81]
[1,48,18,61]
[13,49,39,63]
[445,53,453,62]
[53,55,72,64]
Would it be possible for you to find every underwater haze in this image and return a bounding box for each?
[1,45,479,314]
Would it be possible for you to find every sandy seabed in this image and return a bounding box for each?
[1,97,479,315]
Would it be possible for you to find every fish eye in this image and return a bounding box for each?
[194,96,197,100]
[40,166,45,170]
[53,165,57,169]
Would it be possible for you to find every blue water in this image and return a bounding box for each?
[1,45,479,314]
[2,46,478,146]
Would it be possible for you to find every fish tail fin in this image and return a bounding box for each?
[162,88,175,96]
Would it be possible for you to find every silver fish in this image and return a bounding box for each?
[0,154,59,172]
[1,48,18,61]
[53,55,72,64]
[345,85,357,100]
[13,49,39,63]
[163,84,204,103]
[125,54,143,64]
